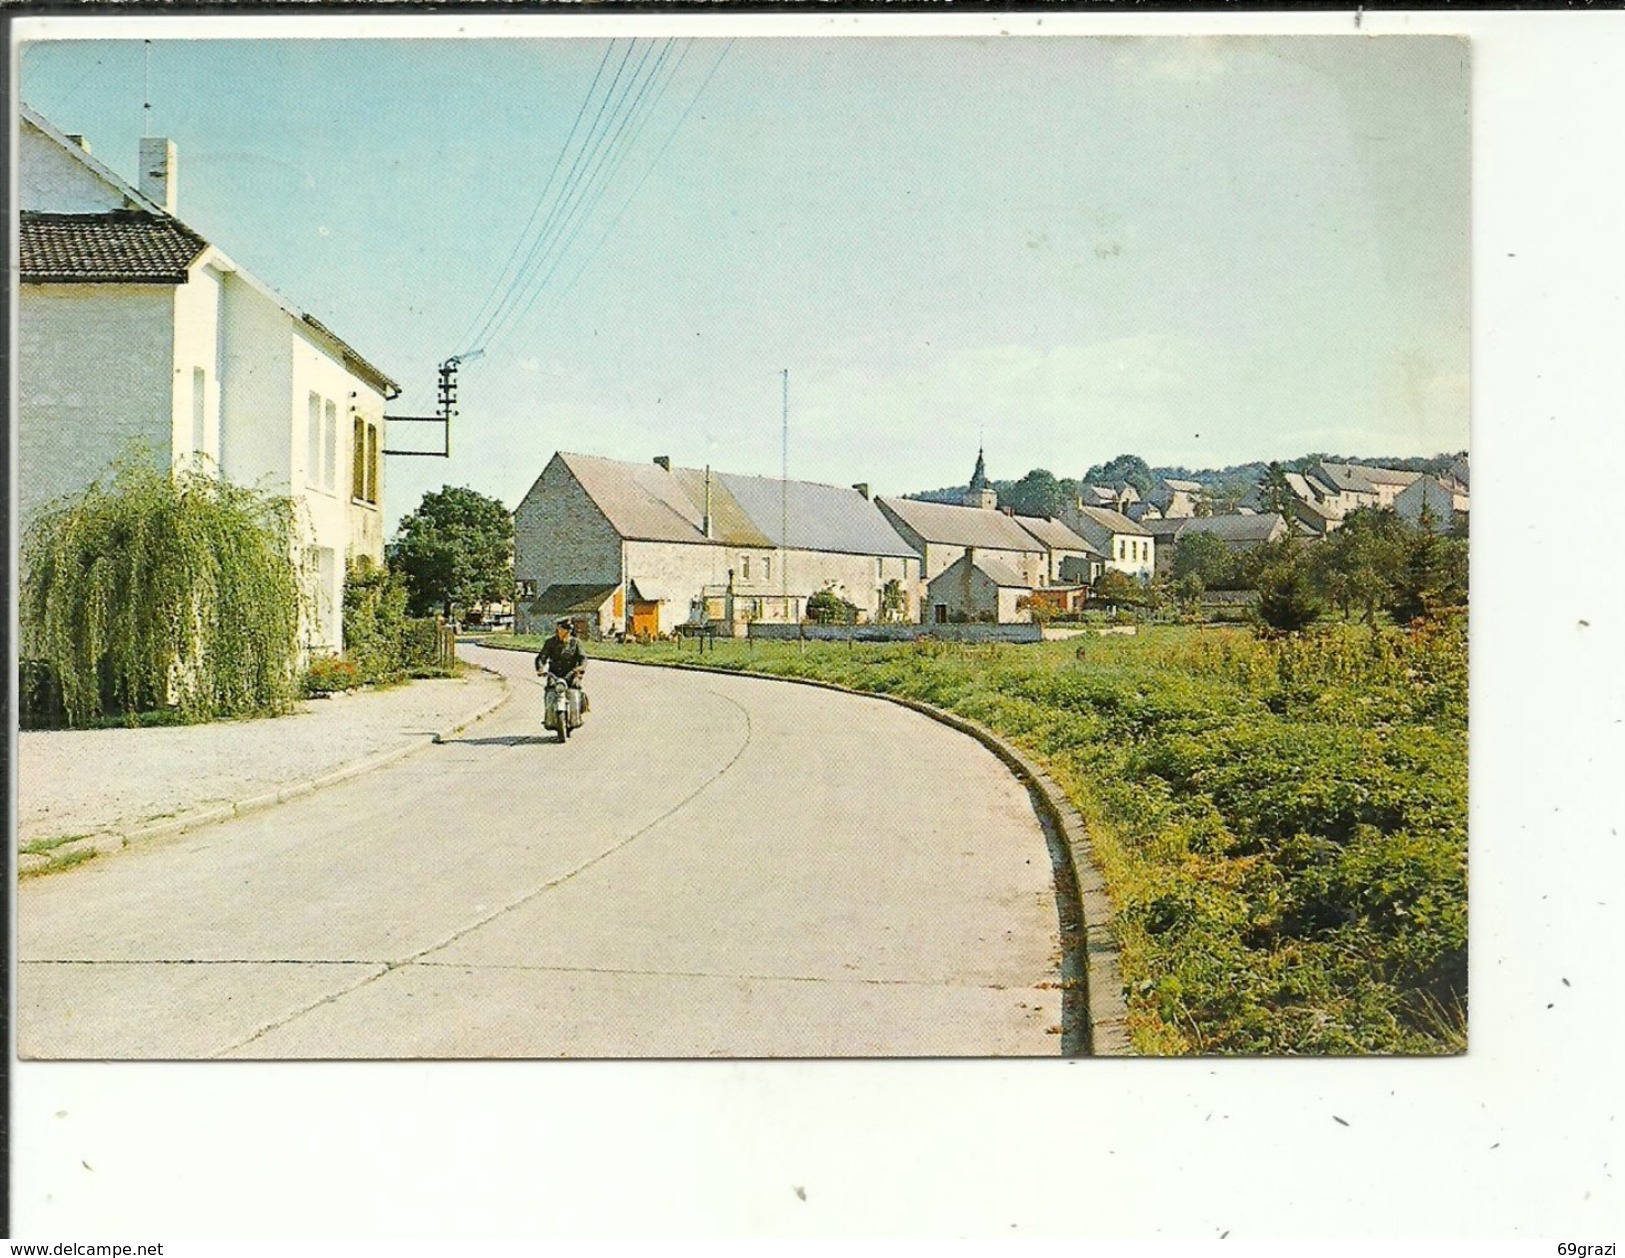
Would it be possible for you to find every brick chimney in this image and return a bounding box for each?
[653,455,671,472]
[140,137,177,214]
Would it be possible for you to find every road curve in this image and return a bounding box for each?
[18,643,1062,1057]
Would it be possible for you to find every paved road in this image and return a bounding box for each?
[18,644,1063,1058]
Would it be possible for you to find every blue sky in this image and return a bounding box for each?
[19,32,1469,530]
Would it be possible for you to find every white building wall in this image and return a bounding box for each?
[170,264,223,470]
[218,273,293,490]
[16,284,175,528]
[19,121,135,213]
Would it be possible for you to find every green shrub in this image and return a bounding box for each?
[20,453,303,726]
[303,654,361,696]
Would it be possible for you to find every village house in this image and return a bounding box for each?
[1149,512,1290,578]
[1394,475,1469,533]
[513,451,921,636]
[924,549,1034,624]
[1013,514,1105,586]
[17,105,397,653]
[873,495,1048,589]
[1146,477,1207,519]
[1059,502,1155,582]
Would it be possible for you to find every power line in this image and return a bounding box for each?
[483,39,687,351]
[512,38,735,343]
[466,37,646,354]
[456,39,618,356]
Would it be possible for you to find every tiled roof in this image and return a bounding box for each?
[1179,512,1287,544]
[21,211,207,282]
[928,550,1029,590]
[1013,514,1100,556]
[876,496,1045,552]
[530,583,620,615]
[559,452,917,558]
[1070,504,1152,537]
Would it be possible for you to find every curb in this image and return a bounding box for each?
[19,670,514,876]
[598,654,1134,1058]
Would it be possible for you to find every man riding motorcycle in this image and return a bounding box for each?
[535,618,588,714]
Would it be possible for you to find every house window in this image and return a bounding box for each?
[191,367,207,458]
[306,392,322,486]
[352,415,367,500]
[741,556,751,580]
[762,556,771,582]
[367,424,379,503]
[323,400,338,491]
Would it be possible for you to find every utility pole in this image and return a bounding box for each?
[781,368,789,619]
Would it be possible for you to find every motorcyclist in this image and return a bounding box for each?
[535,618,588,713]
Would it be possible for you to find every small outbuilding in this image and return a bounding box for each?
[925,549,1033,624]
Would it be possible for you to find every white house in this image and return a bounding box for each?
[514,452,921,636]
[1059,503,1155,581]
[17,105,399,653]
[873,495,1048,589]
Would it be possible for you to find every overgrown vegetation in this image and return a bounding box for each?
[21,457,304,727]
[579,620,1468,1055]
[309,555,462,696]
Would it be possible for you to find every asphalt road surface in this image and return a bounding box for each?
[18,644,1063,1057]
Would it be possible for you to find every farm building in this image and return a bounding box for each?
[513,452,921,636]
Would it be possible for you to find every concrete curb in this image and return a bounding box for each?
[19,670,514,876]
[597,653,1134,1058]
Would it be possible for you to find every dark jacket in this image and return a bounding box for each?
[535,635,586,681]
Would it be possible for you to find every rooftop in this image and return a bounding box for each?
[20,211,206,283]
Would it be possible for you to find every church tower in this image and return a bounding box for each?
[962,445,997,510]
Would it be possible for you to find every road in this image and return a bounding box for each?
[18,644,1063,1057]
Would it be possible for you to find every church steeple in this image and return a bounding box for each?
[969,446,988,493]
[962,444,997,510]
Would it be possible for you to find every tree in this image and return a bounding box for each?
[1388,506,1469,623]
[1002,468,1066,518]
[20,454,302,726]
[1256,461,1296,518]
[1082,454,1154,495]
[1093,568,1144,607]
[1308,506,1410,623]
[388,486,514,619]
[1172,531,1237,588]
[1256,549,1322,632]
[806,584,858,624]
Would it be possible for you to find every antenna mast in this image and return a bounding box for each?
[781,368,789,613]
[142,41,151,136]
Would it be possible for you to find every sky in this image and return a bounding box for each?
[17,30,1470,531]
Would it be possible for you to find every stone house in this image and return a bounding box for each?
[1059,503,1155,582]
[17,105,397,654]
[874,494,1048,589]
[1013,514,1105,586]
[513,451,921,636]
[924,549,1032,624]
[1149,512,1290,579]
[1394,475,1469,533]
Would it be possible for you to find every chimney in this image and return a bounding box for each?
[852,483,870,501]
[653,455,671,472]
[140,137,177,214]
[65,134,91,153]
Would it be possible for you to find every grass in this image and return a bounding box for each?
[20,833,93,856]
[505,619,1467,1056]
[20,845,100,879]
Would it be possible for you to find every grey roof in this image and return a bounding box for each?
[715,471,918,558]
[928,550,1029,590]
[559,452,916,558]
[1144,517,1191,542]
[531,583,620,614]
[1179,513,1287,544]
[1159,478,1204,493]
[1358,465,1424,487]
[1070,504,1152,537]
[1315,462,1381,495]
[876,496,1044,552]
[21,210,206,282]
[1013,514,1100,556]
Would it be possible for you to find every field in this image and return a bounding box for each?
[511,619,1468,1055]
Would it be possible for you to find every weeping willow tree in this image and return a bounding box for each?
[21,456,305,726]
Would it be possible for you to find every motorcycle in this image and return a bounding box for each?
[540,667,584,743]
